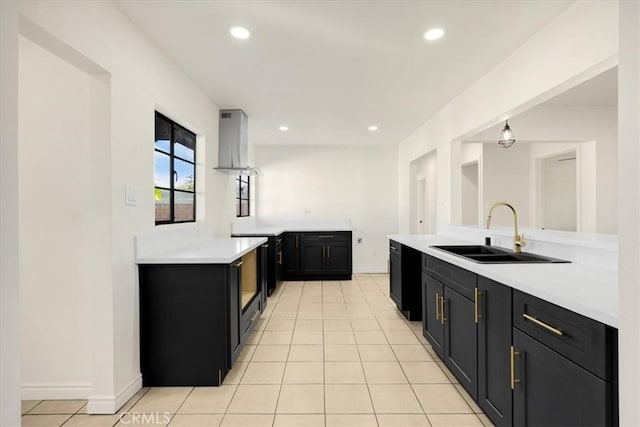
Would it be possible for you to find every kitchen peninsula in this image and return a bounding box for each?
[389,229,618,426]
[135,227,267,386]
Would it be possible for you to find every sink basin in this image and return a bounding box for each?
[431,245,507,255]
[431,245,570,264]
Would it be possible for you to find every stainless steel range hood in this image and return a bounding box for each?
[214,109,261,176]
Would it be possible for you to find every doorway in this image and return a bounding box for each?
[410,151,437,234]
[538,151,577,231]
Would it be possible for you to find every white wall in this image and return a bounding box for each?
[18,35,95,398]
[461,162,479,226]
[481,143,532,228]
[618,1,640,425]
[397,1,618,234]
[255,145,398,273]
[1,0,239,415]
[471,105,617,233]
[1,1,21,424]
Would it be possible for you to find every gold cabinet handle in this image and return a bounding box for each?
[523,313,563,336]
[277,251,282,265]
[262,243,269,248]
[327,246,331,258]
[233,261,244,268]
[474,288,482,324]
[440,297,447,325]
[435,293,441,321]
[510,346,520,389]
[249,310,259,323]
[318,235,335,238]
[390,246,398,251]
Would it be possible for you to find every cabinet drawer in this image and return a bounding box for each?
[302,232,351,242]
[513,290,616,381]
[423,254,476,301]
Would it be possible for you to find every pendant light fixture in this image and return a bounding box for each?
[498,120,516,148]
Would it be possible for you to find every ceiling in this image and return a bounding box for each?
[115,0,574,147]
[544,66,617,106]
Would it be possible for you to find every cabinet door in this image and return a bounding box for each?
[275,237,283,285]
[283,233,300,276]
[390,252,402,307]
[325,241,351,275]
[300,238,325,275]
[444,287,478,399]
[422,273,444,358]
[477,277,512,426]
[229,261,241,364]
[513,328,610,427]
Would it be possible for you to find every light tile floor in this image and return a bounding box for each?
[22,274,494,427]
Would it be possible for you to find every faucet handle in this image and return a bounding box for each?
[516,233,526,248]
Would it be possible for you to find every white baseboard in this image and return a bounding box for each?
[21,382,92,400]
[87,374,142,414]
[353,267,389,274]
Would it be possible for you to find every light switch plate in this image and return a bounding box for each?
[125,185,137,206]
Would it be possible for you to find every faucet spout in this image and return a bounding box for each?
[485,201,526,253]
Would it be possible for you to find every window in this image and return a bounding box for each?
[154,112,196,224]
[236,175,250,217]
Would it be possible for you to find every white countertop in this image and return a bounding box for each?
[231,226,352,236]
[136,237,267,264]
[231,218,352,236]
[389,234,617,328]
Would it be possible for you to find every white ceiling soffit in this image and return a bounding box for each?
[115,0,573,147]
[465,66,618,142]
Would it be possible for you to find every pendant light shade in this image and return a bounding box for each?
[498,120,516,148]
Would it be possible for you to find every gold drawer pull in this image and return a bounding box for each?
[435,293,441,321]
[277,251,283,265]
[523,313,563,336]
[510,346,520,389]
[262,243,269,248]
[318,235,335,238]
[249,310,259,322]
[233,261,244,268]
[440,297,447,325]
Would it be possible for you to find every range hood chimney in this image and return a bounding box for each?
[214,109,261,176]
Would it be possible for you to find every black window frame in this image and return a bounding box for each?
[236,175,250,217]
[154,111,196,225]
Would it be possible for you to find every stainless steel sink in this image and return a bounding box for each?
[431,245,570,264]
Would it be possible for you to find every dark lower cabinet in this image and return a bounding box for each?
[420,253,617,427]
[478,277,513,426]
[283,233,300,276]
[513,328,610,427]
[138,248,264,387]
[324,240,351,275]
[390,241,422,320]
[422,272,444,356]
[422,271,477,397]
[444,286,477,399]
[284,232,352,280]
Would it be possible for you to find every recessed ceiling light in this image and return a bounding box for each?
[424,28,445,41]
[279,126,289,131]
[368,125,379,131]
[230,26,250,40]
